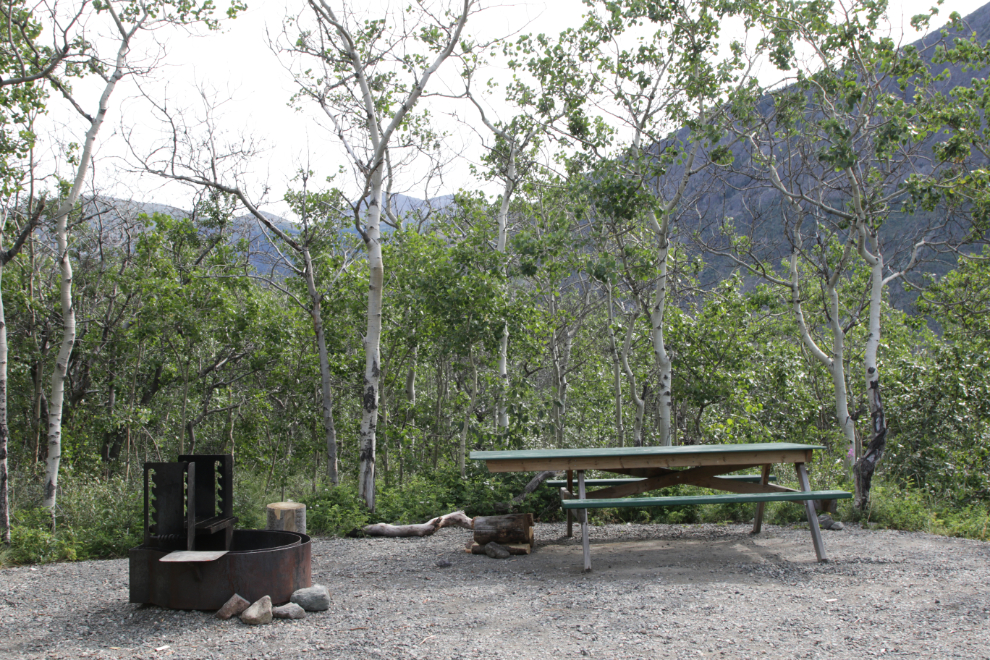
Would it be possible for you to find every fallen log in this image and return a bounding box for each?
[362,510,474,538]
[473,513,533,545]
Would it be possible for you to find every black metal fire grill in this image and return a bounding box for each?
[129,454,312,610]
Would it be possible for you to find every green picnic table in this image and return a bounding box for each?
[471,443,850,571]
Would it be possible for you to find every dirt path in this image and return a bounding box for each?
[1,522,988,659]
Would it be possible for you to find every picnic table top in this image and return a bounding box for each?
[471,442,825,472]
[470,442,824,461]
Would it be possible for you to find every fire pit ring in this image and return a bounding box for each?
[130,529,312,610]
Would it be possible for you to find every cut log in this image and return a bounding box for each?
[362,510,474,538]
[267,502,306,534]
[466,542,532,555]
[473,513,533,545]
[266,502,306,534]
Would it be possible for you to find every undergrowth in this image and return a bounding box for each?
[2,465,987,567]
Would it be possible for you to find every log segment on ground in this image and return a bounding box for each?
[266,502,307,534]
[472,513,534,545]
[362,510,474,537]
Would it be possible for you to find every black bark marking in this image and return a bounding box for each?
[854,379,887,510]
[363,385,377,413]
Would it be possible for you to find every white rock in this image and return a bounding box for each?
[240,596,273,625]
[272,602,307,620]
[290,585,331,611]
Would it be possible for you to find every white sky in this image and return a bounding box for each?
[38,0,990,219]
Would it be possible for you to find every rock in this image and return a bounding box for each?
[435,558,452,568]
[484,542,511,559]
[290,585,331,611]
[272,602,306,620]
[830,521,845,531]
[240,596,273,625]
[216,594,250,620]
[817,513,835,530]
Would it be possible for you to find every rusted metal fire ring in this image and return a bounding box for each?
[129,529,312,610]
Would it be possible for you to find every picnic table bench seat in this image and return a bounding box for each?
[561,489,851,510]
[546,474,776,489]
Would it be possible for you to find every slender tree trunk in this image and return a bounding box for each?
[606,284,625,446]
[459,348,478,478]
[495,146,515,433]
[620,312,646,447]
[646,233,673,446]
[358,172,385,510]
[854,246,887,509]
[178,355,191,454]
[401,344,417,482]
[43,25,133,521]
[550,322,575,448]
[303,247,339,484]
[787,231,856,457]
[0,255,9,544]
[825,282,856,456]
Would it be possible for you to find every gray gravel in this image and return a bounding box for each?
[1,522,988,659]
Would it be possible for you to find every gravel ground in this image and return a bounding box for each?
[1,522,988,659]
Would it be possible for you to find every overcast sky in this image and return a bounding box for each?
[44,0,990,219]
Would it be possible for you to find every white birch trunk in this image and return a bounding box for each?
[620,312,646,447]
[0,248,9,544]
[606,285,625,446]
[315,0,472,510]
[786,225,856,458]
[551,325,574,448]
[303,248,339,484]
[495,146,515,433]
[854,228,890,509]
[43,27,134,513]
[648,237,673,446]
[358,173,384,509]
[459,348,478,478]
[825,282,856,454]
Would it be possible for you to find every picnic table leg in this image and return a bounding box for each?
[795,462,828,562]
[578,470,591,572]
[751,464,772,534]
[567,470,574,537]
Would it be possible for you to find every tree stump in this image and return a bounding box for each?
[266,502,306,534]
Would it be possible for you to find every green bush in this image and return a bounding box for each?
[302,483,370,536]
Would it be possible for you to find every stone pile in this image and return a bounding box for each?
[214,585,331,626]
